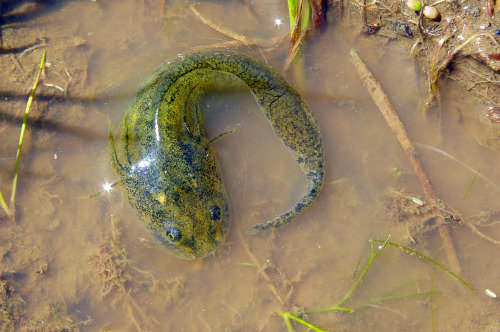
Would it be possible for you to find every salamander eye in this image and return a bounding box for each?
[166,226,182,242]
[210,206,221,220]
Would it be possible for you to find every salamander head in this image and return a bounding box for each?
[123,149,230,260]
[149,201,230,260]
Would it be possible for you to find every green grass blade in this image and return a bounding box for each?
[307,236,391,314]
[279,311,295,332]
[306,306,353,314]
[357,290,439,311]
[9,50,46,210]
[302,0,310,33]
[287,0,298,34]
[335,236,390,308]
[284,312,330,332]
[372,240,473,291]
[458,166,481,211]
[287,0,310,35]
[376,278,425,298]
[375,290,438,302]
[0,190,9,215]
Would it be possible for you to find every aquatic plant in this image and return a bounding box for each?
[0,51,46,219]
[278,236,472,331]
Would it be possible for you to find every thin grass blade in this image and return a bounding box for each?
[9,50,46,210]
[372,240,473,291]
[0,190,9,215]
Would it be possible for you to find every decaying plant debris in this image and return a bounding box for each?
[88,217,187,331]
[348,0,500,147]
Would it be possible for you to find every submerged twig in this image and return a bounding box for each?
[186,1,283,50]
[160,0,168,23]
[349,48,462,273]
[187,1,253,45]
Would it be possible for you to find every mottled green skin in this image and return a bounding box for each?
[110,50,324,260]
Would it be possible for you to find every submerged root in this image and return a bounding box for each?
[88,216,185,330]
[236,224,300,310]
[459,211,500,246]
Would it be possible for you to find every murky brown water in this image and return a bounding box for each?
[1,0,500,331]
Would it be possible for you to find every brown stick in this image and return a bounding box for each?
[186,1,285,51]
[187,1,253,45]
[349,48,462,273]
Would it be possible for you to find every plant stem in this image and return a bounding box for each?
[9,50,46,213]
[0,190,9,215]
[458,166,481,211]
[279,311,295,332]
[372,240,472,291]
[307,236,391,313]
[337,237,390,309]
[280,311,329,332]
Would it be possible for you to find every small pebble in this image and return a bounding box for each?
[423,6,440,20]
[412,197,424,206]
[485,289,497,298]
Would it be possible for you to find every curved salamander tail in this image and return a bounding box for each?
[246,152,324,235]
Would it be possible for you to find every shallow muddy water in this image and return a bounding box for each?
[1,0,500,331]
